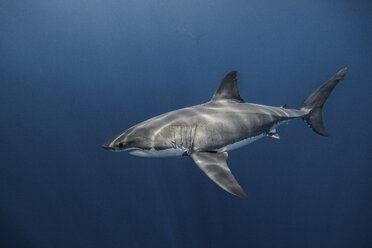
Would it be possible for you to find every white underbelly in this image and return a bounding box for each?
[217,120,290,152]
[128,147,185,157]
[129,133,268,157]
[216,133,266,152]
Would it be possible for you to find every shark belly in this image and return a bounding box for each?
[129,147,186,157]
[214,119,291,152]
[216,133,266,152]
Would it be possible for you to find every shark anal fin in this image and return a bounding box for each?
[190,151,247,198]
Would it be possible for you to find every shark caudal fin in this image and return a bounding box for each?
[301,68,348,136]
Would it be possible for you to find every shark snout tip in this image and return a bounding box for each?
[102,141,115,151]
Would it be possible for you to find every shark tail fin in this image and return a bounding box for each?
[301,68,347,136]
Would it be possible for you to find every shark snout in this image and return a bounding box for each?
[102,140,115,150]
[102,134,131,151]
[102,144,115,151]
[102,126,152,152]
[102,136,118,151]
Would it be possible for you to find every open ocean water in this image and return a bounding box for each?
[1,0,372,247]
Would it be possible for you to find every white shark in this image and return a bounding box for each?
[102,68,348,198]
[173,24,205,44]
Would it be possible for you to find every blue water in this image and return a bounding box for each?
[1,1,372,247]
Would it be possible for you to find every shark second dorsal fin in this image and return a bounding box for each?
[211,70,244,103]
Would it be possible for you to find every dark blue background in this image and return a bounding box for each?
[1,0,371,247]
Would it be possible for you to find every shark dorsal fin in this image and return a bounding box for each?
[211,70,244,103]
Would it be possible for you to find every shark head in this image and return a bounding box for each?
[102,125,153,153]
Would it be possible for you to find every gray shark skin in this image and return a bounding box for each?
[102,68,348,198]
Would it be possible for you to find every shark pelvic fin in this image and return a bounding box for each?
[211,70,244,103]
[190,151,247,198]
[268,132,280,139]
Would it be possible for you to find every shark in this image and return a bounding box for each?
[102,68,347,198]
[173,24,205,44]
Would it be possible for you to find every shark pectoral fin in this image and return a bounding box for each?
[190,152,247,198]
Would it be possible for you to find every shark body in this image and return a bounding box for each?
[103,68,347,198]
[173,24,204,44]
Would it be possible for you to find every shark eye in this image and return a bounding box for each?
[118,142,124,147]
